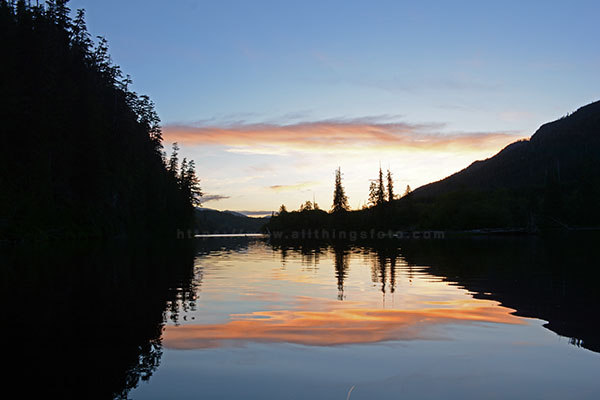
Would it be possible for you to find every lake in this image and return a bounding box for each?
[4,234,600,399]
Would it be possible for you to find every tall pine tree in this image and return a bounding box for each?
[386,169,394,202]
[332,167,349,213]
[376,166,386,205]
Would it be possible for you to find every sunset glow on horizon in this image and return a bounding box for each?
[162,119,525,213]
[69,0,600,214]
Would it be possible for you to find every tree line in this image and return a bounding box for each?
[0,0,201,240]
[277,165,411,215]
[266,153,597,234]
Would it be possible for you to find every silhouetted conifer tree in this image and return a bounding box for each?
[167,143,180,177]
[368,181,378,207]
[300,200,314,211]
[377,166,386,205]
[182,159,202,207]
[332,167,349,213]
[386,169,394,202]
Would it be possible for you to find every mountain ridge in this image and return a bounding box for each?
[412,100,600,199]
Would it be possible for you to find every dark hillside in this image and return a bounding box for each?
[413,101,600,199]
[0,1,200,240]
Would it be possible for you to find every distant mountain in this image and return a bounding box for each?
[223,210,250,218]
[195,208,269,233]
[413,101,600,198]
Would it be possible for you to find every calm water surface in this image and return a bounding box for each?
[132,236,599,399]
[4,236,599,399]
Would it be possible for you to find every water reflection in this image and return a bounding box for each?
[370,245,399,295]
[164,300,524,349]
[398,234,600,353]
[177,234,600,354]
[146,235,600,399]
[2,240,196,399]
[4,234,600,399]
[333,244,350,300]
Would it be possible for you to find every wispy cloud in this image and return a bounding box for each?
[200,194,230,202]
[269,181,320,192]
[163,118,524,156]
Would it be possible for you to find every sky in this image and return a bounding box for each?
[69,0,600,215]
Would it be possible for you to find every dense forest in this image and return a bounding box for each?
[267,100,600,234]
[0,0,201,240]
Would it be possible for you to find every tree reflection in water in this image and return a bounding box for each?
[5,233,599,398]
[269,232,600,353]
[3,239,196,399]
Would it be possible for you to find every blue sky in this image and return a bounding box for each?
[69,0,600,214]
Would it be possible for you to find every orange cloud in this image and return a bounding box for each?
[163,120,525,155]
[163,304,524,349]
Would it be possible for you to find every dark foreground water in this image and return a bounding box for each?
[3,234,600,399]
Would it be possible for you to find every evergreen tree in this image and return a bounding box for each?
[183,160,202,207]
[332,167,349,213]
[135,95,163,150]
[176,158,202,208]
[300,200,313,211]
[386,169,394,202]
[368,181,378,207]
[72,9,92,54]
[376,166,386,205]
[167,143,179,177]
[54,0,70,28]
[179,157,188,187]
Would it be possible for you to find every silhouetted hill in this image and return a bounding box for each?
[195,208,269,233]
[0,1,199,240]
[413,101,600,198]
